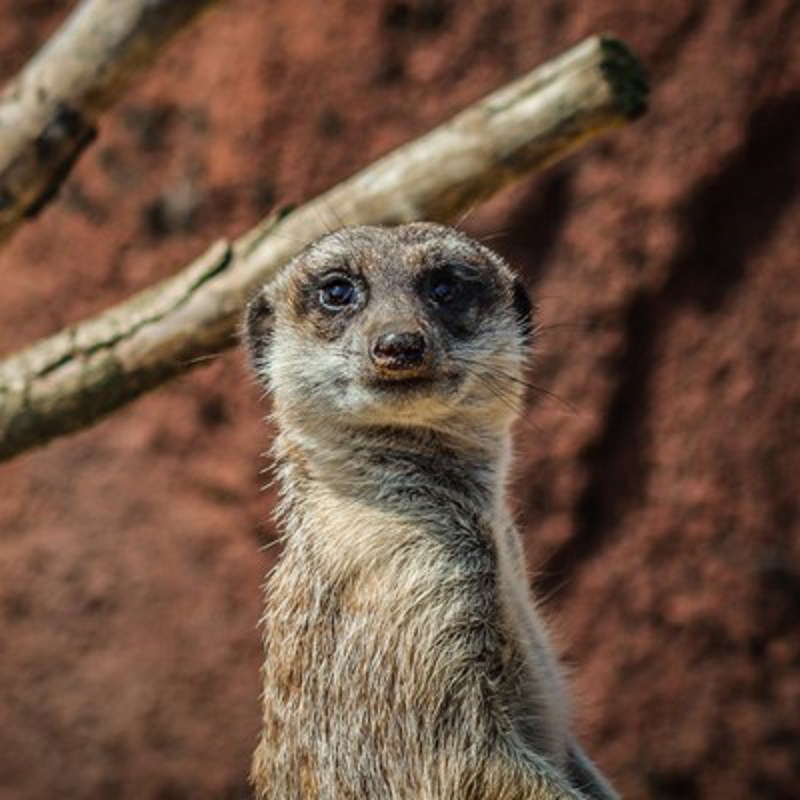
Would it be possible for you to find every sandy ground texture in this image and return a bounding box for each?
[1,1,798,798]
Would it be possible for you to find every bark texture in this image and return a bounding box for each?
[0,0,217,245]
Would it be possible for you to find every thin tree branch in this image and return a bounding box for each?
[0,35,648,462]
[0,0,218,246]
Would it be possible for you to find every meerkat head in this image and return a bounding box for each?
[244,223,533,433]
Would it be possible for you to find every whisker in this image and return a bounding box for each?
[473,230,509,244]
[469,371,545,435]
[182,351,228,367]
[451,355,577,414]
[313,205,336,235]
[320,202,348,231]
[255,229,310,251]
[454,203,480,229]
[531,320,590,338]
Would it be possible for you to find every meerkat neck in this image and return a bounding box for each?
[269,417,517,580]
[276,418,511,517]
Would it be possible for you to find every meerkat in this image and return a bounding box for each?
[244,223,618,799]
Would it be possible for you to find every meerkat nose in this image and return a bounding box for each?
[370,330,428,373]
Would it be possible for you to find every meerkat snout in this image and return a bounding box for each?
[369,328,429,376]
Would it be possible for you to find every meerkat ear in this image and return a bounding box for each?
[243,288,275,375]
[511,278,534,344]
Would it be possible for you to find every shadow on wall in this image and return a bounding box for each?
[539,91,800,600]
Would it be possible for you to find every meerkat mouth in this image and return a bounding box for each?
[362,367,465,403]
[366,374,438,393]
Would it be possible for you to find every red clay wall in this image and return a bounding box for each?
[1,1,798,798]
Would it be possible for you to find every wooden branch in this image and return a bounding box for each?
[0,35,648,462]
[0,0,218,246]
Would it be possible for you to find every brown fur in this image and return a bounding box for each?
[244,224,618,799]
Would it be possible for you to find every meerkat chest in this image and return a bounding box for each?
[259,514,565,765]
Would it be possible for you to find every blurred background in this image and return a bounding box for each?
[1,1,798,798]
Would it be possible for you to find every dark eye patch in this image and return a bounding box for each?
[318,275,359,310]
[422,264,484,308]
[419,263,497,338]
[296,269,368,341]
[428,272,462,305]
[301,270,367,313]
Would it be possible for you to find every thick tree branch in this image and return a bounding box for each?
[0,35,648,462]
[0,0,218,246]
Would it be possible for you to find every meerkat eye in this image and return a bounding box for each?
[428,271,463,305]
[319,277,358,310]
